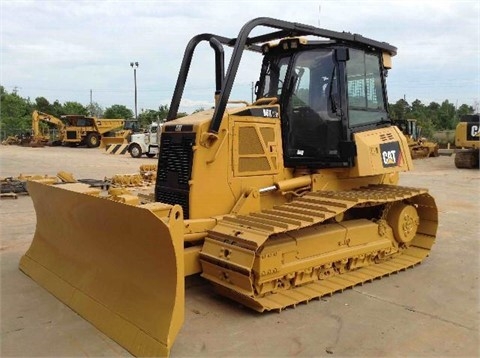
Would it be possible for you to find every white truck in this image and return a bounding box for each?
[128,122,162,158]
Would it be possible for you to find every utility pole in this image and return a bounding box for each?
[130,62,139,120]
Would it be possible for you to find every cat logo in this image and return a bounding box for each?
[383,150,397,165]
[380,141,402,168]
[467,123,480,141]
[471,125,479,137]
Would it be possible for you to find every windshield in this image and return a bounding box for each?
[259,55,289,99]
[259,48,341,162]
[259,49,337,115]
[289,50,337,115]
[347,49,387,126]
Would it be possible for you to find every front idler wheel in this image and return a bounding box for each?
[386,202,420,244]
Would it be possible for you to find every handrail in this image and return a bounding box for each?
[167,34,229,121]
[168,17,397,134]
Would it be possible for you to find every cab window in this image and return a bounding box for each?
[347,49,387,126]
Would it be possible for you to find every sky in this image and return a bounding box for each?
[1,0,479,115]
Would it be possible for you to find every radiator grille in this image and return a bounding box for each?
[155,131,195,219]
[155,188,190,218]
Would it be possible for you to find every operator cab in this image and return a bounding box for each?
[256,38,391,168]
[124,119,140,133]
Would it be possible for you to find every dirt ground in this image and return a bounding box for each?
[0,145,479,357]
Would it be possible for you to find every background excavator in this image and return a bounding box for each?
[454,114,479,169]
[31,110,66,145]
[19,18,438,357]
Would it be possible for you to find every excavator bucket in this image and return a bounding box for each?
[19,181,185,357]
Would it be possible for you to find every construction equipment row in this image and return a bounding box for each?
[29,110,130,147]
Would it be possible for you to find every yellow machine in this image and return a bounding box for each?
[60,114,126,147]
[454,114,479,168]
[20,18,438,357]
[394,119,439,159]
[100,119,140,148]
[31,110,126,147]
[31,110,66,145]
[1,135,22,145]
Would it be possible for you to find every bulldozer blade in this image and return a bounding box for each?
[19,181,185,357]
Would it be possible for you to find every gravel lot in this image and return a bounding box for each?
[1,145,478,357]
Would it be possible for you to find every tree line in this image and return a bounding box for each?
[0,86,189,139]
[389,99,475,138]
[0,85,475,140]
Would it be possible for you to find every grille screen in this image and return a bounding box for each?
[155,131,195,219]
[379,132,395,142]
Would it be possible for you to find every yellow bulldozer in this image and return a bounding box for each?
[19,18,438,357]
[454,114,479,169]
[393,118,439,159]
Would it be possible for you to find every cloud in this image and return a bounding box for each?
[1,0,478,111]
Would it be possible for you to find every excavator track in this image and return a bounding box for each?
[455,150,480,169]
[200,184,437,312]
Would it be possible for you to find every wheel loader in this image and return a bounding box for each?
[100,119,140,148]
[454,114,479,168]
[19,18,438,357]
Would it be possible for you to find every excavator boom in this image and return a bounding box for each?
[31,110,66,144]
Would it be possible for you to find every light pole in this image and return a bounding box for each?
[130,61,139,120]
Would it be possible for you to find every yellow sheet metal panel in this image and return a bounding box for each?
[353,126,413,176]
[19,181,185,357]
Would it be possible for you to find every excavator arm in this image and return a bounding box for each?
[31,110,66,143]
